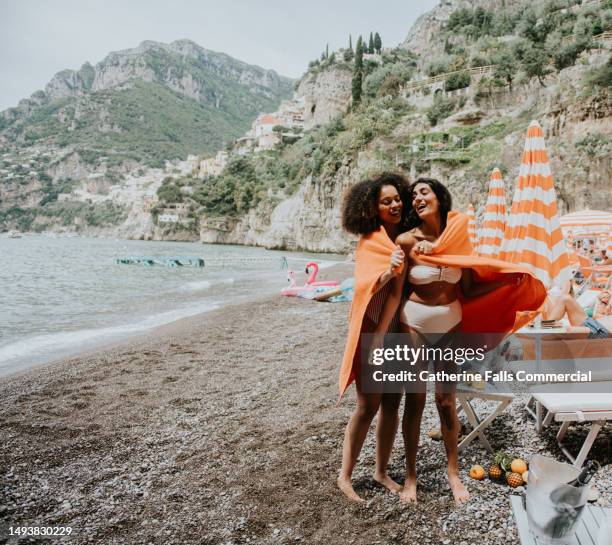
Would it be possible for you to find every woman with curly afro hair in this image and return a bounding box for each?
[337,172,411,502]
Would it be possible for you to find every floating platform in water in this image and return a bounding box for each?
[116,256,205,267]
[115,255,317,269]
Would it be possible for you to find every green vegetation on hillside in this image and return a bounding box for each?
[1,43,293,171]
[2,80,284,169]
[0,201,127,232]
[428,0,612,91]
[157,93,414,217]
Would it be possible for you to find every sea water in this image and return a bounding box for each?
[0,234,344,376]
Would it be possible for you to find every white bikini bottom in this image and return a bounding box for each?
[400,299,462,334]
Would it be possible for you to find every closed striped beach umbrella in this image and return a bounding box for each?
[499,121,571,288]
[467,203,478,250]
[478,168,507,258]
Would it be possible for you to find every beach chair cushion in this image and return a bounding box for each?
[533,383,612,414]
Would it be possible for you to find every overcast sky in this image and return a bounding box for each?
[0,0,438,111]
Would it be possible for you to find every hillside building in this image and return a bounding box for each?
[198,151,228,178]
[157,202,191,224]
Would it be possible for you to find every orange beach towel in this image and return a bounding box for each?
[338,211,547,398]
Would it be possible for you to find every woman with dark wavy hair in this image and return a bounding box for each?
[337,172,411,502]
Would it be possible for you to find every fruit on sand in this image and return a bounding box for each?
[511,458,528,474]
[470,465,486,480]
[507,472,523,488]
[489,464,503,480]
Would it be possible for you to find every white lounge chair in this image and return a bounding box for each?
[512,334,612,466]
[531,383,612,467]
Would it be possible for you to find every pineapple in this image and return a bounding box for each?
[507,472,523,488]
[490,451,510,481]
[488,464,503,480]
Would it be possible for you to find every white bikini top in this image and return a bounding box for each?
[408,265,462,285]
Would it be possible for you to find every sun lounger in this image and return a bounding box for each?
[531,383,612,467]
[512,334,612,466]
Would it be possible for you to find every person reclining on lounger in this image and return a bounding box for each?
[593,290,611,320]
[542,283,610,338]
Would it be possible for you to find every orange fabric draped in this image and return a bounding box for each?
[338,227,402,400]
[338,210,547,399]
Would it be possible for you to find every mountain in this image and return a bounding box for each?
[0,40,293,232]
[0,40,293,166]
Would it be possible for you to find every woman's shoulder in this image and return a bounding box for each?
[396,230,418,248]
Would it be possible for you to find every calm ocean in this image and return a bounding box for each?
[0,234,344,376]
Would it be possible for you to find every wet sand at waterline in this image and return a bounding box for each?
[1,263,610,545]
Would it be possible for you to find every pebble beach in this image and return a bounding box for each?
[1,263,610,545]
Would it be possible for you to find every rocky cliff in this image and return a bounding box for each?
[20,40,292,110]
[400,0,528,63]
[296,65,353,129]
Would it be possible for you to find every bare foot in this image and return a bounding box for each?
[448,473,470,505]
[399,475,417,503]
[427,428,442,440]
[373,472,402,494]
[337,475,365,503]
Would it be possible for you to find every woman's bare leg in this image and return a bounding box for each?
[435,385,469,505]
[543,295,587,326]
[399,390,426,503]
[338,388,382,502]
[374,392,403,493]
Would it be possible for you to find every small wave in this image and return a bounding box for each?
[178,280,212,292]
[0,300,219,376]
[177,277,234,293]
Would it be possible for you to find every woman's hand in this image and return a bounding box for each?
[368,333,386,366]
[376,246,405,291]
[388,245,405,276]
[507,273,527,285]
[414,240,435,255]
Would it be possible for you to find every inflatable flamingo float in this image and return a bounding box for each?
[281,270,316,297]
[304,261,339,287]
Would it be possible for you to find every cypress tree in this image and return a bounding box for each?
[352,71,363,106]
[374,32,382,53]
[344,35,354,61]
[368,32,374,54]
[355,36,363,71]
[352,36,364,106]
[326,43,329,59]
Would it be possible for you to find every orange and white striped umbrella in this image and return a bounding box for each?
[559,209,612,236]
[467,203,478,250]
[478,168,506,258]
[499,120,571,288]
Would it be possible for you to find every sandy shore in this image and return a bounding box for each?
[1,263,610,545]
